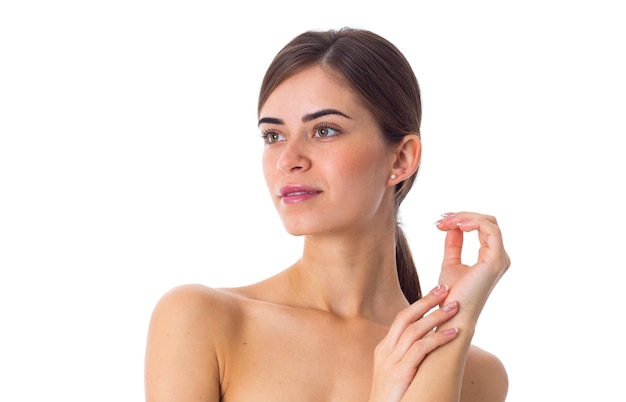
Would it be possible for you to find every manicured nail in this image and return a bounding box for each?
[435,213,456,225]
[456,220,471,228]
[431,284,449,296]
[442,327,458,336]
[442,301,458,312]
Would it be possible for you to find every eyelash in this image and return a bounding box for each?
[260,129,282,145]
[260,123,341,145]
[313,123,340,138]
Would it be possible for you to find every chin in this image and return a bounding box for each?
[280,217,330,237]
[281,222,312,237]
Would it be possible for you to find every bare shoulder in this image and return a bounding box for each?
[145,284,242,402]
[150,284,241,323]
[460,345,509,402]
[147,284,245,355]
[148,284,244,341]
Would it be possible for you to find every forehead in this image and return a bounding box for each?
[260,66,366,118]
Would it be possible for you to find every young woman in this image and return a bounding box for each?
[145,27,510,402]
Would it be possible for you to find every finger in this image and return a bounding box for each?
[435,211,497,231]
[456,216,508,269]
[394,300,459,358]
[436,213,465,267]
[400,326,459,369]
[383,285,449,346]
[436,212,506,268]
[442,228,463,267]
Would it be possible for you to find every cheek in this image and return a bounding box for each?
[335,146,388,181]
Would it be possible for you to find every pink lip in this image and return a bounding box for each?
[279,185,321,204]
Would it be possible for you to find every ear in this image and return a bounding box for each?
[388,134,421,185]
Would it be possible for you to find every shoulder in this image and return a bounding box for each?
[145,284,243,401]
[150,283,240,317]
[460,345,508,402]
[147,284,246,349]
[150,284,239,326]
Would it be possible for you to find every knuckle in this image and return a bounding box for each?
[407,339,429,358]
[394,307,414,324]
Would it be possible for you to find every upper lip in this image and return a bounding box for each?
[279,185,321,197]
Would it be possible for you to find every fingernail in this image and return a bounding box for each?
[442,327,458,336]
[442,301,458,312]
[431,284,449,296]
[435,213,456,225]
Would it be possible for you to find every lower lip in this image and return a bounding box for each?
[281,192,320,205]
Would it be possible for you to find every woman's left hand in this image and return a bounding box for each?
[435,211,510,323]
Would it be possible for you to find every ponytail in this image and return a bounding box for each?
[395,224,422,303]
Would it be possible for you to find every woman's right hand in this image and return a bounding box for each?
[369,285,460,402]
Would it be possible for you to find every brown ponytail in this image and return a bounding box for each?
[395,224,422,303]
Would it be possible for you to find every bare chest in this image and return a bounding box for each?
[220,305,388,402]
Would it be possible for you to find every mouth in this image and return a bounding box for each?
[279,185,321,204]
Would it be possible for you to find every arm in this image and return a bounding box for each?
[369,285,460,402]
[144,285,223,402]
[402,212,510,402]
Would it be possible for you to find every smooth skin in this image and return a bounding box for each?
[145,66,509,402]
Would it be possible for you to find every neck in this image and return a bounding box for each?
[286,226,409,321]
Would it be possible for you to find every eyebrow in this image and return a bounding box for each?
[258,109,352,126]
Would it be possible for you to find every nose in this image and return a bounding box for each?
[277,136,311,174]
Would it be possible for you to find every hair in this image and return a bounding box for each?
[258,27,422,303]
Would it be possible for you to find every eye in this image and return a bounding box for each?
[314,124,339,138]
[261,130,284,145]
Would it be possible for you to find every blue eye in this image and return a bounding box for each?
[314,125,339,138]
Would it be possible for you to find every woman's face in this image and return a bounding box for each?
[259,66,397,237]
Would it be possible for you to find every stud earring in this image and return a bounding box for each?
[390,174,397,180]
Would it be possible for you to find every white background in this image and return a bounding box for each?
[1,1,624,401]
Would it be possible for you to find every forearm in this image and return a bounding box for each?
[400,315,476,402]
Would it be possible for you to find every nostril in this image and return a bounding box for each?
[276,141,311,173]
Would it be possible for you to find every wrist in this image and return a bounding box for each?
[440,314,476,342]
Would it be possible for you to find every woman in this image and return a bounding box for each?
[145,27,510,402]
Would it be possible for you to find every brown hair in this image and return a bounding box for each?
[258,27,422,303]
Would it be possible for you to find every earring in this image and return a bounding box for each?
[390,174,397,180]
